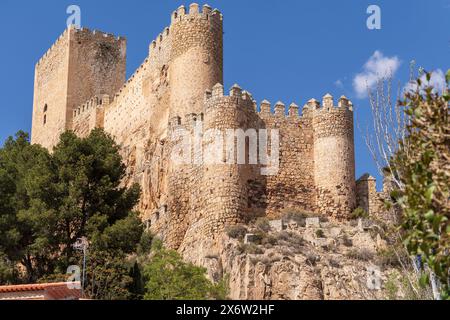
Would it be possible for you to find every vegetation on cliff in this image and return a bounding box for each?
[141,239,228,300]
[0,129,222,300]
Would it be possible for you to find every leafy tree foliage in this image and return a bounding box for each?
[389,70,450,299]
[0,131,55,282]
[0,129,230,300]
[0,252,16,284]
[142,240,228,300]
[0,129,145,299]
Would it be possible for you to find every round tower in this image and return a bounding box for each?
[179,84,250,253]
[312,94,356,220]
[169,4,224,118]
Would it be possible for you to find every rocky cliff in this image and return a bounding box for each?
[182,212,411,300]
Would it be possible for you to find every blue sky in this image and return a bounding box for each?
[0,0,449,188]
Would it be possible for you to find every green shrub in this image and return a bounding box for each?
[289,233,305,247]
[274,231,304,249]
[385,273,400,300]
[143,241,228,300]
[255,218,271,232]
[261,235,277,246]
[319,216,329,223]
[225,224,247,240]
[315,229,325,238]
[275,231,291,243]
[340,234,353,247]
[376,249,398,268]
[255,232,266,245]
[305,254,318,266]
[351,207,369,219]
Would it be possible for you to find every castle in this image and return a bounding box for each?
[31,4,382,252]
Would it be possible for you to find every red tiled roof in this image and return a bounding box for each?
[0,282,82,300]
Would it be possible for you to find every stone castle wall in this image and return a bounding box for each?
[356,174,386,218]
[31,3,378,252]
[32,28,71,150]
[312,95,356,220]
[31,26,126,150]
[72,95,108,137]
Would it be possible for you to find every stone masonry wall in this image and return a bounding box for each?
[356,174,385,218]
[32,28,71,150]
[313,95,356,220]
[258,100,316,218]
[66,28,126,130]
[33,3,368,254]
[99,5,223,233]
[31,26,126,150]
[72,95,108,137]
[169,4,223,118]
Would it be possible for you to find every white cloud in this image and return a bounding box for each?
[404,69,447,94]
[334,79,344,89]
[353,51,401,98]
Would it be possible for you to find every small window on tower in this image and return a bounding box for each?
[43,114,47,125]
[44,104,48,112]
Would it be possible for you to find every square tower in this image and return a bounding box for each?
[31,26,126,150]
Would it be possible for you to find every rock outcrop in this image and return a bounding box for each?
[183,215,397,300]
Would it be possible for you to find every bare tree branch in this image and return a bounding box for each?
[356,65,417,191]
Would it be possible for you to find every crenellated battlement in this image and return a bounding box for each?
[71,94,109,138]
[167,112,205,131]
[147,3,222,58]
[171,3,222,25]
[312,94,354,114]
[204,83,256,112]
[73,94,110,118]
[36,26,72,67]
[311,93,354,141]
[110,53,153,108]
[203,84,317,120]
[256,100,305,119]
[148,26,171,57]
[73,26,125,41]
[108,3,224,120]
[179,84,356,141]
[36,26,125,68]
[148,2,223,61]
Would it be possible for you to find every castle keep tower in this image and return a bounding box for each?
[31,26,126,149]
[168,4,223,118]
[312,95,356,219]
